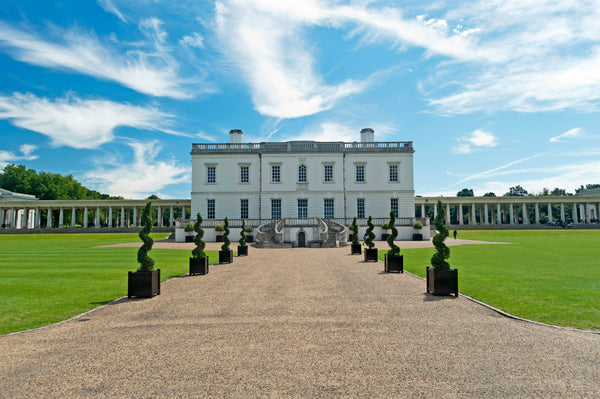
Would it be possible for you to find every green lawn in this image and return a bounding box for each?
[379,229,600,331]
[0,234,219,335]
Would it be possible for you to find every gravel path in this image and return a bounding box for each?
[1,245,598,398]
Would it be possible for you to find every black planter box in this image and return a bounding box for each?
[351,243,362,255]
[185,235,194,243]
[385,254,403,273]
[128,269,160,299]
[412,233,423,241]
[382,233,390,240]
[364,248,378,262]
[246,235,254,243]
[219,249,233,264]
[216,235,223,242]
[238,245,248,256]
[426,267,458,296]
[189,257,209,275]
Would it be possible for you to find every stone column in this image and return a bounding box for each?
[96,206,101,228]
[108,206,113,228]
[445,203,450,224]
[121,206,125,227]
[548,203,553,223]
[58,207,64,228]
[47,207,52,229]
[522,203,528,224]
[496,204,500,224]
[560,203,565,222]
[458,203,464,225]
[471,203,476,225]
[509,204,515,224]
[133,207,137,227]
[433,203,437,219]
[535,203,540,224]
[0,207,4,228]
[34,207,40,228]
[170,206,174,227]
[21,207,28,228]
[484,204,489,224]
[158,206,163,228]
[83,206,88,228]
[71,207,76,227]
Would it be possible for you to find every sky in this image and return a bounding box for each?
[1,0,600,199]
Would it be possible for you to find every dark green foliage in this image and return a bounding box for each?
[239,220,247,247]
[137,202,155,272]
[244,225,254,232]
[381,222,390,230]
[365,216,376,248]
[215,224,224,232]
[221,217,230,251]
[192,213,206,258]
[386,210,400,255]
[457,188,474,197]
[184,222,194,233]
[413,221,423,230]
[350,217,360,245]
[431,200,450,270]
[504,185,529,197]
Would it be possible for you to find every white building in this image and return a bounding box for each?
[190,129,426,246]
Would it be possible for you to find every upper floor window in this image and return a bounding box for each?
[271,165,281,183]
[298,164,307,183]
[356,165,365,183]
[324,164,333,183]
[240,165,249,184]
[389,164,399,182]
[207,166,216,184]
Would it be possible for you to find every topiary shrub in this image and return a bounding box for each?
[137,201,155,272]
[192,213,206,258]
[244,225,254,233]
[350,217,360,245]
[221,217,230,251]
[381,222,390,230]
[215,224,224,233]
[413,221,423,231]
[431,200,450,270]
[184,222,194,233]
[239,219,247,247]
[386,210,400,256]
[365,216,376,249]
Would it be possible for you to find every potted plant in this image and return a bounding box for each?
[381,222,390,240]
[219,217,233,263]
[184,222,195,242]
[384,210,403,273]
[238,220,249,256]
[128,201,160,298]
[364,216,378,261]
[189,213,209,275]
[215,223,224,242]
[412,221,423,241]
[349,217,361,255]
[245,225,254,242]
[427,200,458,296]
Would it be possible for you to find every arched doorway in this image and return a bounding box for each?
[297,231,306,247]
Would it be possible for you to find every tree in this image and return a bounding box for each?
[137,202,155,272]
[431,200,450,270]
[192,213,206,258]
[456,188,474,197]
[365,216,376,249]
[386,210,400,256]
[504,185,529,197]
[550,188,570,196]
[575,184,600,194]
[483,192,496,197]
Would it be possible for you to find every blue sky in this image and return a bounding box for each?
[1,0,599,199]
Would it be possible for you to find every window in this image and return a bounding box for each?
[207,166,216,184]
[324,164,333,183]
[207,199,215,219]
[271,199,282,219]
[271,165,280,183]
[298,164,307,183]
[324,198,334,218]
[357,198,365,218]
[391,198,398,216]
[298,199,308,218]
[240,166,249,183]
[241,199,248,219]
[356,165,365,183]
[389,164,398,182]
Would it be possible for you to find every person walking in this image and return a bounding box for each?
[453,230,457,239]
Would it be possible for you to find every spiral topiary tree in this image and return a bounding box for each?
[350,217,360,245]
[365,216,375,249]
[386,210,400,255]
[221,217,230,251]
[192,213,206,258]
[431,200,450,270]
[239,219,247,247]
[137,201,155,272]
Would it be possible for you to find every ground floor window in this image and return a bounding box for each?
[207,199,215,219]
[324,198,334,218]
[241,199,248,219]
[298,199,308,218]
[357,198,365,218]
[271,199,282,219]
[391,198,398,216]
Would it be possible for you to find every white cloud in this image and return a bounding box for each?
[180,32,204,48]
[288,122,361,142]
[0,21,193,99]
[97,0,128,23]
[0,92,175,149]
[84,141,190,198]
[0,144,38,168]
[453,129,498,153]
[550,127,585,143]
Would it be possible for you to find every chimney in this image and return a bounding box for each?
[229,129,243,144]
[360,128,374,143]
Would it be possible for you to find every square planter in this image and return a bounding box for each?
[412,233,423,241]
[246,235,254,243]
[238,245,248,256]
[381,233,390,241]
[351,243,362,255]
[128,269,160,299]
[189,257,209,275]
[219,249,233,264]
[364,248,378,262]
[426,267,458,297]
[185,235,194,243]
[216,235,223,242]
[384,254,403,273]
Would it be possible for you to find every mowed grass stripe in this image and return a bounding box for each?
[0,233,218,335]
